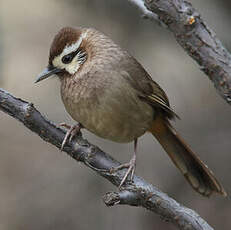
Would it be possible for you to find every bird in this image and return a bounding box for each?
[36,27,226,197]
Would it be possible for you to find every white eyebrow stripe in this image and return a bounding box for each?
[52,31,88,74]
[60,31,87,58]
[62,37,82,57]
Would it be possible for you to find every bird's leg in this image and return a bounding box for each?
[112,139,138,188]
[59,123,83,151]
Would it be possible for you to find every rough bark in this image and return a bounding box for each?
[129,0,231,104]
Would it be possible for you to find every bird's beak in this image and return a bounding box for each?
[35,66,62,83]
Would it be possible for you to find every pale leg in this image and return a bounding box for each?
[112,138,138,188]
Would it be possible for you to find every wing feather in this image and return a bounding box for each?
[119,56,179,119]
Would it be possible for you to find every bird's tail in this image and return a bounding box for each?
[149,116,226,197]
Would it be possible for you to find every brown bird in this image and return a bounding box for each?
[36,27,226,197]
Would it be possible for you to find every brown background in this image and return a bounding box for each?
[0,0,230,229]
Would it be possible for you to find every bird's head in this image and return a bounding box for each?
[35,27,89,83]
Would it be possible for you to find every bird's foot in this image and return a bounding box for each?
[60,123,83,151]
[112,154,137,188]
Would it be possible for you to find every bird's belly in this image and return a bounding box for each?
[86,106,153,143]
[61,73,154,143]
[63,94,154,143]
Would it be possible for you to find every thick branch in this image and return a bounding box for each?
[0,88,213,230]
[129,0,231,104]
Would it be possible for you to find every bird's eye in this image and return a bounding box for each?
[62,53,74,64]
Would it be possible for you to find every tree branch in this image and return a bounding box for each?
[129,0,231,104]
[0,88,214,230]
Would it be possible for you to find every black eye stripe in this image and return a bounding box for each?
[61,48,82,64]
[62,54,74,64]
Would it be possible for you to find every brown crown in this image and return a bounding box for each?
[49,27,82,65]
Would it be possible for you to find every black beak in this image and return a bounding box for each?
[35,66,62,83]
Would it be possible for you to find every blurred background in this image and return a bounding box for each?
[0,0,231,229]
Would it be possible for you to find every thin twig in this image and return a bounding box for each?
[0,88,213,230]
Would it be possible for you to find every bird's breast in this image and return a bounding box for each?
[60,73,154,143]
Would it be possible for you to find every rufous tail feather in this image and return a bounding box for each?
[149,116,226,197]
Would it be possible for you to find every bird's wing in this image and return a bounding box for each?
[120,57,179,120]
[143,81,179,119]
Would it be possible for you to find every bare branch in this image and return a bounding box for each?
[0,88,214,230]
[129,0,159,20]
[128,0,231,104]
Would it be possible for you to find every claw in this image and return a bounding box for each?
[60,123,83,151]
[111,139,138,188]
[59,123,71,130]
[119,154,136,188]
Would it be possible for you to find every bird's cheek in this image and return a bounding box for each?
[52,57,64,69]
[65,60,80,74]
